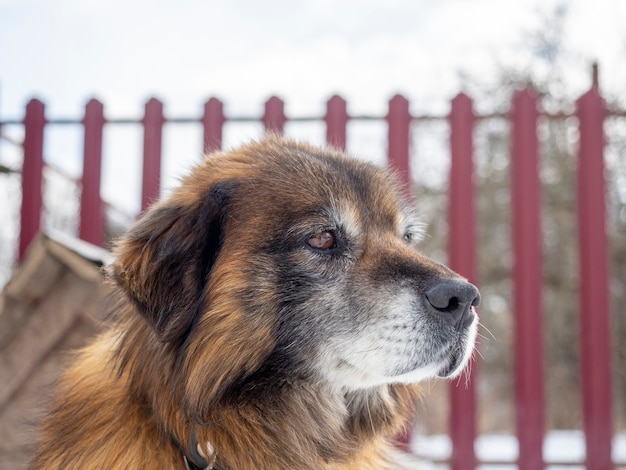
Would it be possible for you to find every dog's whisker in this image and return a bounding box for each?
[474,348,485,361]
[478,323,497,341]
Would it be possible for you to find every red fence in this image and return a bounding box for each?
[6,81,620,469]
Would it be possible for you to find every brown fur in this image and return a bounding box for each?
[32,137,477,469]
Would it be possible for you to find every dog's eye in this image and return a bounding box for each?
[306,230,336,251]
[403,224,424,244]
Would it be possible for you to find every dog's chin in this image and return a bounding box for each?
[388,349,472,384]
[435,351,466,379]
[435,320,478,379]
[328,362,440,391]
[327,349,473,390]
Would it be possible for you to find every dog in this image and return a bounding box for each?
[32,136,479,469]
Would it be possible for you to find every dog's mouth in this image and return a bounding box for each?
[434,332,475,379]
[435,349,462,378]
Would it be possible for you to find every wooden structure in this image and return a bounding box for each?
[0,232,111,469]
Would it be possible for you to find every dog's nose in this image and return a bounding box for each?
[425,279,480,330]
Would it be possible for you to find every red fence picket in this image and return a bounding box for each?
[448,92,478,470]
[79,99,105,247]
[202,98,225,153]
[325,95,348,150]
[141,98,165,212]
[511,89,545,469]
[7,83,621,468]
[387,94,411,197]
[577,86,613,469]
[262,96,286,134]
[19,99,45,260]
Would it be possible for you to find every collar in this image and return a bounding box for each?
[183,455,212,470]
[171,432,217,470]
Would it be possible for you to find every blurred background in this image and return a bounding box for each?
[1,0,625,467]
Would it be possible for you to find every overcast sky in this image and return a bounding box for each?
[1,0,625,213]
[2,0,625,117]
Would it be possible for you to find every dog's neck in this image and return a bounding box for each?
[167,382,419,469]
[117,316,420,469]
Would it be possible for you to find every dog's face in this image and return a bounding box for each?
[113,138,478,411]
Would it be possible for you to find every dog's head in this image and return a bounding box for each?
[112,137,479,415]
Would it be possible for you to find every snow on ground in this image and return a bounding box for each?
[412,431,626,469]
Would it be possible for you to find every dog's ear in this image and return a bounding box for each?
[111,183,233,343]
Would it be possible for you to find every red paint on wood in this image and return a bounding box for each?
[141,98,165,212]
[576,86,613,469]
[511,88,544,470]
[79,99,105,246]
[387,95,411,198]
[203,98,225,153]
[448,92,477,470]
[262,96,286,135]
[19,99,46,259]
[325,95,348,150]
